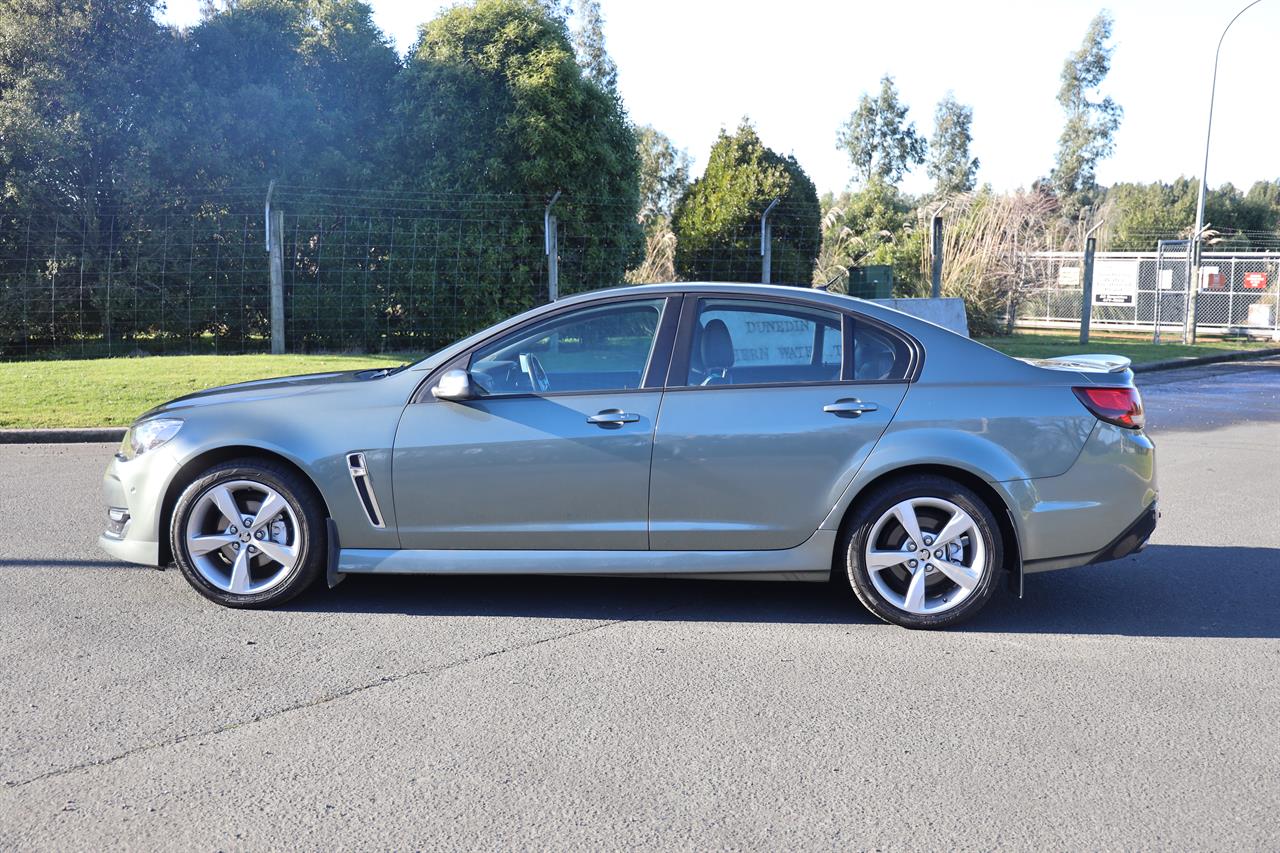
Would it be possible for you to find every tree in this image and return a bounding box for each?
[815,181,923,294]
[1051,11,1123,217]
[836,75,926,186]
[928,93,979,196]
[574,0,616,92]
[1102,178,1280,250]
[183,0,400,191]
[395,0,641,338]
[0,0,191,350]
[671,121,821,285]
[0,0,184,212]
[635,126,691,226]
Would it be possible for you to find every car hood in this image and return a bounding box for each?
[139,370,377,419]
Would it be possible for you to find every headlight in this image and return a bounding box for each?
[123,418,183,459]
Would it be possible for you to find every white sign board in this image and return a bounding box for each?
[1158,269,1174,291]
[1092,260,1139,305]
[1058,266,1081,287]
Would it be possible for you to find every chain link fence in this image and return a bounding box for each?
[1010,250,1280,340]
[0,190,823,360]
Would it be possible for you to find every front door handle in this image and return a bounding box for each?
[823,399,879,417]
[587,409,640,426]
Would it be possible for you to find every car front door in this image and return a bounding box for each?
[393,296,677,551]
[648,295,912,551]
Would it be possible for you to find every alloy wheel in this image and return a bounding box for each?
[863,497,986,615]
[183,479,301,595]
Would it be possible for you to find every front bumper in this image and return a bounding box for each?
[99,532,160,565]
[98,445,178,567]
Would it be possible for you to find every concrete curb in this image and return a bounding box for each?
[0,427,126,445]
[1132,346,1280,374]
[3,348,1277,444]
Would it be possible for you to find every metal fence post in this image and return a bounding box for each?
[268,208,285,354]
[544,190,561,301]
[1184,233,1203,345]
[930,214,944,298]
[760,198,779,284]
[264,180,285,354]
[1079,237,1097,345]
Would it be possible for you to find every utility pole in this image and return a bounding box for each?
[265,180,284,355]
[760,198,779,284]
[545,190,561,302]
[1188,0,1266,345]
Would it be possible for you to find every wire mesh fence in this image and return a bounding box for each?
[1009,250,1280,340]
[0,189,825,360]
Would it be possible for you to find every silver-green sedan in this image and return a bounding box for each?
[99,283,1157,628]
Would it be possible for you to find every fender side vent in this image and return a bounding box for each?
[346,452,386,529]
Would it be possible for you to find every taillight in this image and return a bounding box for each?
[1073,386,1145,429]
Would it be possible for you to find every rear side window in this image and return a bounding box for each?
[683,298,843,387]
[851,321,912,381]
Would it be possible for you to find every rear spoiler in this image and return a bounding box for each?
[1020,354,1133,375]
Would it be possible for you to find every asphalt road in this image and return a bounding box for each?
[1,359,1277,850]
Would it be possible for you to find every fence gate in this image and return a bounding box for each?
[1011,250,1280,341]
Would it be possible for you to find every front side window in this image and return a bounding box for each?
[684,298,843,387]
[469,299,665,396]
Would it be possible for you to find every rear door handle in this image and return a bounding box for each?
[823,399,879,417]
[587,409,640,426]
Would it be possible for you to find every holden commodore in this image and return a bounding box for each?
[99,283,1157,628]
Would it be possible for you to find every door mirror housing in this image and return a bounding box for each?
[431,369,476,401]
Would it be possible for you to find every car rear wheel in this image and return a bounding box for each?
[841,475,1002,629]
[170,459,325,608]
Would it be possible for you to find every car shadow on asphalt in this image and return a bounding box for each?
[285,543,1279,639]
[963,544,1280,639]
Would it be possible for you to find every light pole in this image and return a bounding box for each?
[1186,0,1266,344]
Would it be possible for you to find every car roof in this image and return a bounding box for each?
[556,281,938,335]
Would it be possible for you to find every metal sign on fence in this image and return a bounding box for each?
[1091,260,1139,305]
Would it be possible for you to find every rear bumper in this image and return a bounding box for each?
[1011,421,1157,574]
[1088,500,1158,565]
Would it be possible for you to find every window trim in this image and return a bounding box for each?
[667,291,922,390]
[413,294,681,404]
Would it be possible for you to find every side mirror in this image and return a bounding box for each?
[431,368,475,401]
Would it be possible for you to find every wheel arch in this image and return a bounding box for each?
[831,463,1023,594]
[158,445,332,565]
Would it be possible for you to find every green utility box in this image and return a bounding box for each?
[847,265,894,299]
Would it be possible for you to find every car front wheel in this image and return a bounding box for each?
[842,475,1002,629]
[170,459,325,608]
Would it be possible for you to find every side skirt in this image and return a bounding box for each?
[338,530,837,580]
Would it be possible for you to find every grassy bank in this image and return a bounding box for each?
[1,333,1273,429]
[974,331,1273,365]
[0,353,406,429]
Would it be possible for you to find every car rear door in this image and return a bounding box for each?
[393,296,679,551]
[648,295,912,551]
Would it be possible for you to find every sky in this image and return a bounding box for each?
[159,0,1280,198]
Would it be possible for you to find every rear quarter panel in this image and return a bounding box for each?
[819,315,1098,538]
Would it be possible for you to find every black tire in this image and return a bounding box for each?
[840,474,1002,629]
[170,458,326,608]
